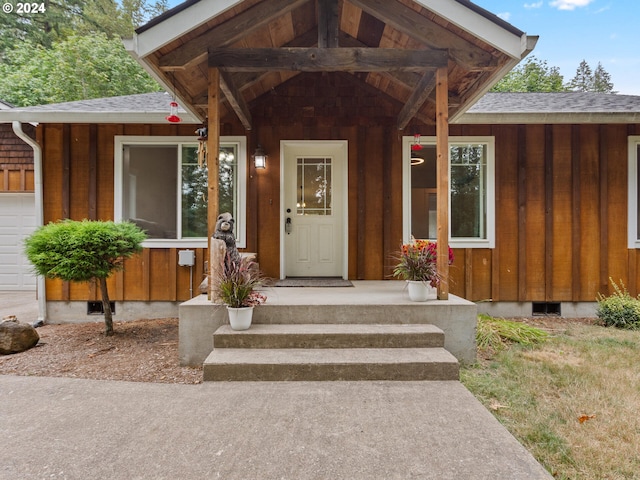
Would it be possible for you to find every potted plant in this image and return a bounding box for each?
[212,256,267,330]
[393,239,454,301]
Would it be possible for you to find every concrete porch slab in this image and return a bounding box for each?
[179,281,477,366]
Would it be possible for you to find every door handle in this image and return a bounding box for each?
[285,217,292,234]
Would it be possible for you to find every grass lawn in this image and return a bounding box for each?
[461,316,640,480]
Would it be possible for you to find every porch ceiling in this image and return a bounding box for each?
[126,0,536,129]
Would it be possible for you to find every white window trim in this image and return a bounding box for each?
[628,136,640,248]
[402,136,496,249]
[114,135,247,248]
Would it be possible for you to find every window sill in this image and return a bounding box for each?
[142,239,209,249]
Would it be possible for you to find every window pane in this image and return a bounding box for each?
[122,142,239,240]
[219,145,237,220]
[451,144,487,238]
[410,145,437,239]
[410,143,487,240]
[296,157,332,215]
[124,145,177,239]
[182,146,208,238]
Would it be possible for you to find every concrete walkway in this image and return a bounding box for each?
[1,375,553,479]
[0,291,38,322]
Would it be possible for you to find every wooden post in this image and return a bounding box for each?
[210,239,226,303]
[436,66,449,300]
[207,67,221,298]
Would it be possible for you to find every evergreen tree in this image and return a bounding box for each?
[569,60,594,92]
[569,60,615,93]
[25,220,146,336]
[0,0,168,50]
[593,62,615,93]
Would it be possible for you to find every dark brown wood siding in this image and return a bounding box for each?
[40,122,207,302]
[35,76,640,304]
[458,123,637,303]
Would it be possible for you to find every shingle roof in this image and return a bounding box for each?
[1,91,639,124]
[0,92,200,124]
[462,92,640,123]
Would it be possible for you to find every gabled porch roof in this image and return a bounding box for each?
[124,0,537,129]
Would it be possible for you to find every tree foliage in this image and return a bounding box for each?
[492,57,567,93]
[0,0,167,106]
[0,33,162,106]
[0,0,168,51]
[569,59,615,93]
[492,56,616,94]
[25,220,146,335]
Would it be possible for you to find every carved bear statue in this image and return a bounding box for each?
[213,212,241,269]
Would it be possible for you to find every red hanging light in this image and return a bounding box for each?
[166,101,182,123]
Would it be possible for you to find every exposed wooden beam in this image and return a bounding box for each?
[159,0,310,71]
[318,0,339,48]
[209,47,448,72]
[435,66,449,300]
[348,0,496,70]
[397,71,436,130]
[219,70,252,130]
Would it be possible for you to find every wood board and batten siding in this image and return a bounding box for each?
[38,123,207,303]
[449,123,637,304]
[35,115,640,305]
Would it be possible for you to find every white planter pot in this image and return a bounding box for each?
[227,306,254,330]
[407,281,437,302]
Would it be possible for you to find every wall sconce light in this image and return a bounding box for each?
[253,145,267,169]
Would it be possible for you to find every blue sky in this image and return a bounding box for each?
[474,0,640,94]
[165,0,639,95]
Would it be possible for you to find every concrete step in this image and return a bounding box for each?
[203,347,460,381]
[213,324,445,349]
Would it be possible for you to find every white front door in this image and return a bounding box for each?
[281,141,347,278]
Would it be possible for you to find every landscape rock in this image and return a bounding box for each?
[0,320,40,355]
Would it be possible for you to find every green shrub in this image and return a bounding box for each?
[596,280,640,330]
[25,220,146,335]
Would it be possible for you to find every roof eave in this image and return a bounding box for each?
[122,38,205,123]
[456,112,640,125]
[0,111,201,124]
[131,0,243,57]
[416,0,525,57]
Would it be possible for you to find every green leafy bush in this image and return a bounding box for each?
[596,280,640,330]
[25,220,146,335]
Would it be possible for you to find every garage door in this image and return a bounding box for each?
[0,194,37,290]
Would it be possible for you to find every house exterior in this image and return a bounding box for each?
[2,0,640,321]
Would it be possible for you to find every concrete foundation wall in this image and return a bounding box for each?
[45,301,180,323]
[477,301,598,318]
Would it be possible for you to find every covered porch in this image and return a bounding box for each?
[125,0,535,375]
[126,0,537,296]
[179,281,477,368]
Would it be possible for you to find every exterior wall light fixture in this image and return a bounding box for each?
[253,145,267,169]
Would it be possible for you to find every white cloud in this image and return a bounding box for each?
[549,0,594,11]
[497,11,511,21]
[524,1,543,8]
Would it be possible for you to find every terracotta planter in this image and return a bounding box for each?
[227,306,254,330]
[406,280,437,302]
